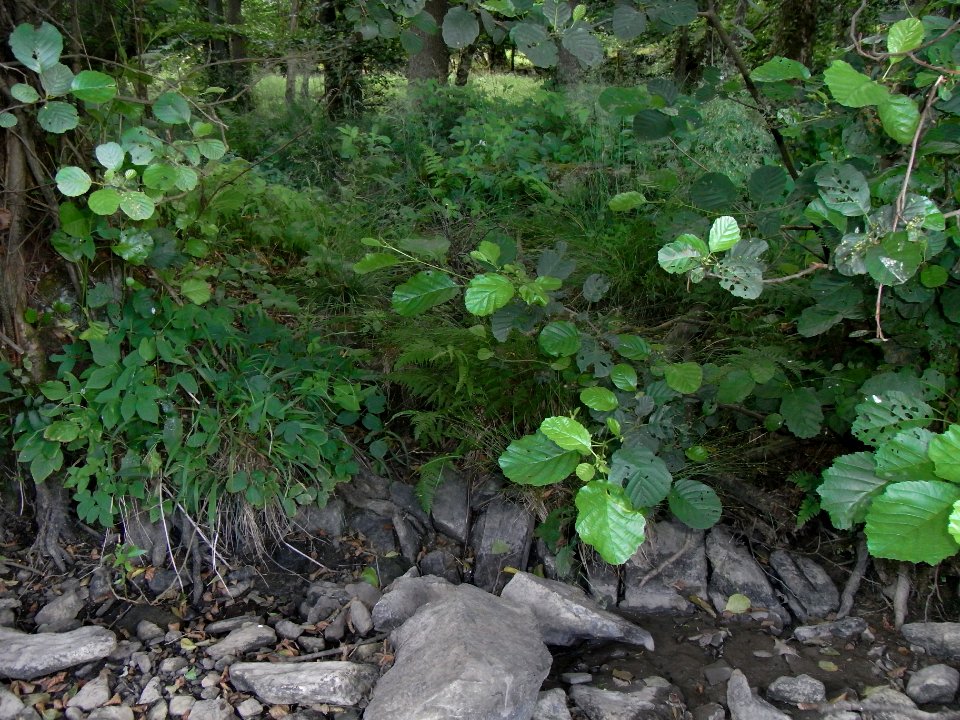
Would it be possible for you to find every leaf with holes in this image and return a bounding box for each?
[823,60,889,108]
[818,452,888,529]
[465,273,515,316]
[539,321,580,357]
[609,447,672,508]
[816,163,871,217]
[119,192,155,221]
[866,481,960,564]
[37,101,79,133]
[864,232,923,286]
[113,230,154,265]
[9,22,63,72]
[664,362,702,394]
[669,478,722,530]
[512,23,559,68]
[875,428,937,482]
[852,391,934,447]
[499,431,579,486]
[391,270,460,317]
[55,167,91,197]
[929,425,960,483]
[715,257,763,299]
[540,416,592,455]
[575,481,647,565]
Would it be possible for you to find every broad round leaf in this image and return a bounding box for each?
[95,142,125,170]
[70,70,117,103]
[498,431,579,486]
[689,172,738,211]
[608,191,646,212]
[353,252,399,274]
[59,202,91,238]
[113,229,154,264]
[180,278,211,305]
[664,362,702,394]
[11,83,40,103]
[391,270,460,316]
[949,500,960,546]
[930,425,960,483]
[153,92,191,124]
[175,167,199,191]
[612,4,646,41]
[715,258,763,299]
[877,94,920,145]
[118,192,155,221]
[864,232,923,286]
[823,60,889,108]
[540,416,592,455]
[658,234,708,274]
[609,447,672,508]
[9,22,63,72]
[580,387,618,411]
[780,388,823,439]
[750,57,810,82]
[875,428,936,482]
[852,391,934,447]
[40,63,74,97]
[716,368,754,404]
[615,334,651,360]
[920,265,948,288]
[575,482,647,565]
[141,163,179,191]
[887,18,925,56]
[539,321,581,357]
[633,109,672,140]
[865,481,960,564]
[465,273,515,316]
[0,113,17,128]
[815,163,870,217]
[647,0,697,26]
[582,273,611,302]
[88,188,121,215]
[708,216,741,253]
[747,165,788,205]
[442,6,479,49]
[54,166,92,197]
[561,27,604,68]
[668,478,721,530]
[197,139,226,160]
[610,364,637,391]
[37,101,79,133]
[818,452,887,529]
[598,87,646,117]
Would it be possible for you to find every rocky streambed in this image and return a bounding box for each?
[1,469,959,720]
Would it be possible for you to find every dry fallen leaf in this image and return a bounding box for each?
[773,638,800,658]
[818,660,839,672]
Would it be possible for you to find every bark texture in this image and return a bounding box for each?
[406,0,450,83]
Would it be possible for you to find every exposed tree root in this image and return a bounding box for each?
[29,481,73,572]
[837,535,869,619]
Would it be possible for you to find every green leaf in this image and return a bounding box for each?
[39,381,68,401]
[196,139,226,160]
[708,216,741,253]
[498,431,579,486]
[875,428,937,482]
[88,188,121,215]
[725,593,751,614]
[852,391,934,447]
[180,278,211,305]
[465,273,515,316]
[141,163,179,191]
[612,5,646,41]
[716,368,755,404]
[392,271,460,317]
[442,6,479,49]
[561,26,604,68]
[780,388,823,439]
[615,335,651,360]
[823,60,889,108]
[538,321,580,357]
[353,252,399,274]
[610,364,638,391]
[865,481,960,564]
[580,387,618,411]
[37,101,79,133]
[608,191,646,212]
[949,500,960,547]
[920,265,948,288]
[70,70,117,103]
[118,192,155,221]
[9,22,63,72]
[511,23,559,68]
[797,306,844,337]
[153,92,191,124]
[540,416,592,455]
[175,167,199,191]
[43,420,81,443]
[818,452,887,529]
[609,447,672,508]
[664,362,702,394]
[877,94,920,145]
[39,63,74,96]
[113,229,154,265]
[575,481,646,565]
[576,463,595,481]
[95,142,125,170]
[11,83,40,103]
[54,167,91,197]
[887,18,925,57]
[748,165,788,205]
[658,234,708,274]
[816,163,871,217]
[690,172,738,211]
[60,199,94,237]
[930,425,960,483]
[0,113,17,128]
[750,56,810,82]
[864,232,923,286]
[633,109,672,140]
[30,443,63,483]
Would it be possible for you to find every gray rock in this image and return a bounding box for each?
[706,528,789,624]
[146,569,181,597]
[501,572,654,650]
[205,616,261,635]
[274,620,303,641]
[323,612,346,643]
[137,621,164,644]
[147,702,167,720]
[418,550,461,584]
[67,674,112,711]
[902,622,960,660]
[392,512,421,563]
[364,584,551,720]
[860,687,928,720]
[293,499,345,538]
[794,617,868,645]
[372,574,457,631]
[88,568,114,603]
[534,689,571,720]
[348,599,373,636]
[229,661,377,706]
[906,664,960,705]
[766,674,826,705]
[138,677,163,706]
[159,657,188,675]
[582,553,619,608]
[0,626,117,680]
[0,687,25,720]
[430,469,470,543]
[469,498,534,592]
[769,550,839,621]
[299,636,326,652]
[703,660,732,686]
[206,624,276,660]
[561,673,592,685]
[726,670,790,720]
[344,582,382,609]
[235,698,262,719]
[66,709,85,720]
[349,509,398,555]
[168,696,194,717]
[88,708,133,720]
[691,703,726,720]
[389,482,431,528]
[622,521,707,615]
[34,589,87,631]
[569,683,682,720]
[188,698,235,720]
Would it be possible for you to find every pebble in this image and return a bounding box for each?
[67,674,112,711]
[766,674,826,705]
[138,677,163,705]
[206,624,276,660]
[147,701,168,720]
[168,695,195,717]
[235,698,263,719]
[299,636,326,652]
[703,660,733,686]
[794,617,868,644]
[561,672,592,685]
[88,708,134,720]
[130,652,152,674]
[349,599,374,636]
[205,616,261,634]
[137,621,164,644]
[274,620,303,640]
[906,663,959,705]
[159,657,188,675]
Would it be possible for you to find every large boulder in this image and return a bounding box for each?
[229,661,378,706]
[364,584,551,720]
[706,527,789,624]
[622,520,706,615]
[469,498,534,592]
[371,572,457,631]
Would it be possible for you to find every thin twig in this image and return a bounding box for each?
[761,262,828,284]
[836,534,868,619]
[636,533,695,591]
[806,700,960,719]
[894,75,947,231]
[0,329,25,355]
[276,632,389,662]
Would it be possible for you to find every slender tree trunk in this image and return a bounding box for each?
[285,0,301,107]
[321,0,364,117]
[553,1,580,86]
[406,0,450,83]
[225,0,250,109]
[455,44,476,86]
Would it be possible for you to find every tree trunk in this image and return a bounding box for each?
[321,0,364,117]
[285,0,301,107]
[406,0,450,83]
[455,44,476,86]
[552,1,580,86]
[776,0,819,66]
[225,0,251,109]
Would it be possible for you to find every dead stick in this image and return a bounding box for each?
[277,633,389,662]
[837,535,868,619]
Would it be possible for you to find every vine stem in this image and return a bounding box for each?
[761,262,827,284]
